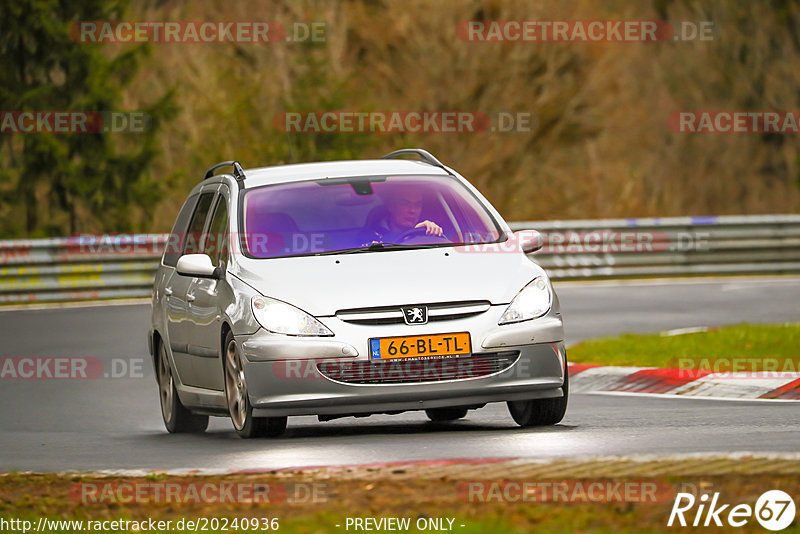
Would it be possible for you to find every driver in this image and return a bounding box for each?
[367,187,443,243]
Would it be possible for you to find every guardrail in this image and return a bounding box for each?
[1,215,799,304]
[0,235,165,304]
[509,214,800,280]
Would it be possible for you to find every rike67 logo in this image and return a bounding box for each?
[668,490,796,531]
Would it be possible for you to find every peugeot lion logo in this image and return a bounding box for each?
[402,306,428,325]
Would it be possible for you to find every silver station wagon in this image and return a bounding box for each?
[149,149,568,438]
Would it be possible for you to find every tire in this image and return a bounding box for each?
[425,408,468,422]
[507,364,569,427]
[223,330,287,438]
[157,340,208,433]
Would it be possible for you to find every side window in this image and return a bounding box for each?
[183,192,216,255]
[202,195,229,265]
[163,194,199,267]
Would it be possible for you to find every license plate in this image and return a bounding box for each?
[369,332,471,360]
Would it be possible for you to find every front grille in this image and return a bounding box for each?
[336,300,491,325]
[316,351,520,384]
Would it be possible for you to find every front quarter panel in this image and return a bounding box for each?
[225,273,262,336]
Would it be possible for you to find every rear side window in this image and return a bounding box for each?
[163,194,199,267]
[183,193,216,256]
[202,195,229,265]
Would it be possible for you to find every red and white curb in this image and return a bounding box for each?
[7,452,800,478]
[569,364,800,400]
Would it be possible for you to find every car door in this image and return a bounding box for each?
[165,190,216,387]
[186,189,230,391]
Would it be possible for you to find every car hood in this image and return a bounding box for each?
[232,246,546,316]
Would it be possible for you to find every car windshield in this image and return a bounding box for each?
[240,174,502,258]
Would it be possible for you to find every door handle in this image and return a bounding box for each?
[186,293,196,303]
[164,287,173,296]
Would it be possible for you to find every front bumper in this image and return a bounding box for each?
[237,307,566,417]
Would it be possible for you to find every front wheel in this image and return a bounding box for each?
[223,331,287,438]
[157,341,208,433]
[507,366,569,427]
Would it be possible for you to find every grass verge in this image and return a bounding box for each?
[2,458,799,533]
[568,323,800,369]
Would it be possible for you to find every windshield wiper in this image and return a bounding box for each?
[315,242,438,256]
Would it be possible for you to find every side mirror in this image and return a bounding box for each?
[514,230,543,254]
[176,254,222,279]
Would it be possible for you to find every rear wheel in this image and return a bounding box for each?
[223,331,287,438]
[507,365,569,427]
[157,341,208,433]
[425,407,468,422]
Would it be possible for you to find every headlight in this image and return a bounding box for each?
[498,277,552,325]
[251,296,333,336]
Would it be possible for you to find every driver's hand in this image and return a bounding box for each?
[415,220,443,236]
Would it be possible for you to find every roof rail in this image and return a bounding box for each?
[381,149,448,171]
[204,161,246,182]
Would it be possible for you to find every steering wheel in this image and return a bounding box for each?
[396,226,447,243]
